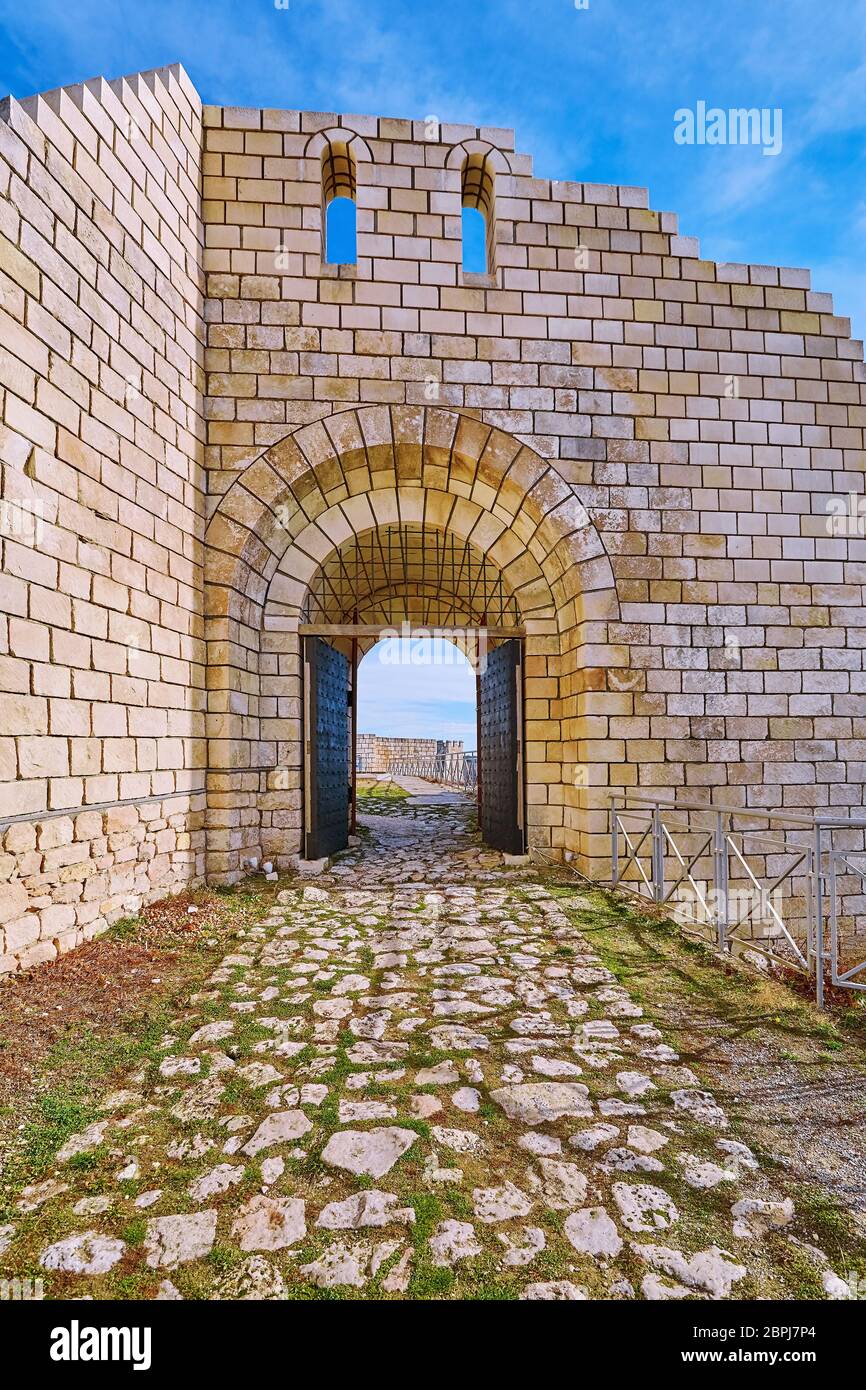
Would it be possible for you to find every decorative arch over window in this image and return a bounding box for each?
[304,128,372,268]
[446,141,510,279]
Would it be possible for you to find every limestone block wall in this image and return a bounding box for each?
[0,65,207,971]
[201,99,866,883]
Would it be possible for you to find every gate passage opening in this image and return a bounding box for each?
[299,524,527,861]
[356,635,478,783]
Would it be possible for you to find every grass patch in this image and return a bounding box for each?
[356,780,410,802]
[0,883,274,1225]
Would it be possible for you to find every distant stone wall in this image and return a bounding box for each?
[357,734,464,771]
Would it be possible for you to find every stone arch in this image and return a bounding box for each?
[204,405,623,881]
[303,127,374,169]
[444,140,511,176]
[270,490,558,623]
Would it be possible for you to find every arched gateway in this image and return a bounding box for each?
[205,405,621,879]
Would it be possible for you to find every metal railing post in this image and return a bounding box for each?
[814,822,825,1009]
[601,790,866,1005]
[827,851,838,991]
[714,810,729,951]
[651,804,664,904]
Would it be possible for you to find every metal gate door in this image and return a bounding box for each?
[304,636,350,860]
[478,638,525,854]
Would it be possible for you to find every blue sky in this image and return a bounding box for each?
[358,640,477,749]
[1,0,864,341]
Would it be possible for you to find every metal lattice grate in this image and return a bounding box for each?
[302,524,520,627]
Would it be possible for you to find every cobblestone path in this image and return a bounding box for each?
[0,800,854,1300]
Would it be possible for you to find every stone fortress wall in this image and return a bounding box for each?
[356,734,464,771]
[0,62,864,972]
[0,66,207,972]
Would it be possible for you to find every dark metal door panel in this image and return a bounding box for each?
[479,638,525,854]
[305,636,350,860]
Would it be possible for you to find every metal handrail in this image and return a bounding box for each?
[610,789,866,831]
[609,792,866,1008]
[356,750,478,794]
[829,850,866,990]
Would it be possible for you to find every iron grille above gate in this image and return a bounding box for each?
[302,524,521,629]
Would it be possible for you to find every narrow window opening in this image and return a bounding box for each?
[321,140,358,266]
[460,153,496,276]
[461,206,487,274]
[326,196,357,265]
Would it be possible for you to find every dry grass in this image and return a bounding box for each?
[0,891,237,1114]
